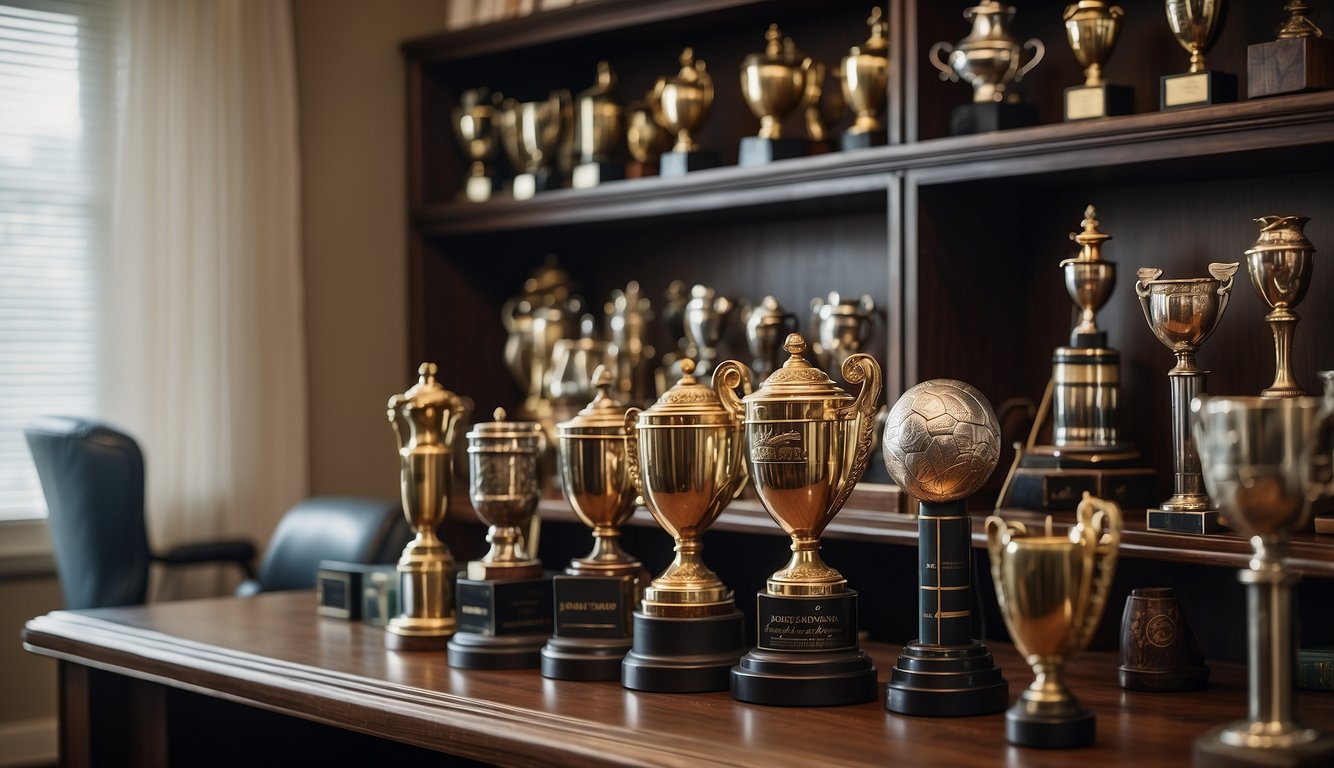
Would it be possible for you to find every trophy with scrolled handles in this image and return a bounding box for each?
[651,48,719,176]
[500,90,568,200]
[1191,395,1334,767]
[738,24,817,166]
[1135,261,1238,533]
[1249,1,1333,99]
[446,408,551,669]
[728,334,882,706]
[987,493,1121,748]
[930,1,1045,134]
[452,88,504,202]
[572,61,624,189]
[1062,2,1134,120]
[385,362,468,651]
[621,359,751,693]
[1245,215,1315,398]
[840,6,889,150]
[810,292,876,381]
[882,379,1009,716]
[1161,0,1237,110]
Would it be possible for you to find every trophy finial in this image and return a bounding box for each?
[591,364,613,393]
[680,359,697,379]
[1068,204,1112,261]
[764,24,783,56]
[1278,1,1323,39]
[419,361,437,379]
[493,407,507,422]
[783,333,807,360]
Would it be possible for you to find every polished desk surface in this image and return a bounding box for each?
[22,591,1334,767]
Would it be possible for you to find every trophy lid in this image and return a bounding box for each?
[559,366,627,431]
[668,47,708,84]
[638,359,734,423]
[1065,204,1111,263]
[743,24,799,67]
[467,407,543,441]
[850,6,889,57]
[744,334,854,404]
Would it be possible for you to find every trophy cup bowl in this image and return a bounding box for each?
[986,493,1122,748]
[465,408,545,581]
[1064,1,1123,86]
[1166,0,1226,73]
[1246,215,1315,398]
[1062,259,1116,337]
[930,2,1045,104]
[452,87,502,200]
[651,48,714,154]
[740,24,811,140]
[841,6,890,137]
[1135,263,1237,357]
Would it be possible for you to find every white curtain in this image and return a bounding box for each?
[100,0,308,592]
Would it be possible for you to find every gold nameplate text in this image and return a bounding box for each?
[1164,74,1209,107]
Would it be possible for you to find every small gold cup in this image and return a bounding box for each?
[1166,0,1226,75]
[651,48,714,154]
[841,7,890,138]
[740,24,815,141]
[1245,215,1315,398]
[1065,2,1124,87]
[451,87,503,202]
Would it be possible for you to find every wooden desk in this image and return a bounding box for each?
[22,591,1334,767]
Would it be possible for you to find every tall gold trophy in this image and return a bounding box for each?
[452,87,504,202]
[621,359,751,692]
[882,379,1009,716]
[840,7,890,150]
[987,494,1122,748]
[727,334,882,706]
[738,24,816,166]
[1062,2,1134,120]
[385,362,468,650]
[1248,1,1334,99]
[541,367,646,680]
[1161,0,1237,110]
[572,61,624,189]
[651,48,719,176]
[1245,215,1315,398]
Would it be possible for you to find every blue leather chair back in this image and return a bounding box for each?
[24,416,151,609]
[242,497,410,593]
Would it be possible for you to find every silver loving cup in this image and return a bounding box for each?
[930,2,1046,104]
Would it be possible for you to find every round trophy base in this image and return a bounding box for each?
[729,647,877,707]
[1194,724,1334,768]
[885,640,1008,717]
[446,631,546,670]
[1005,704,1095,749]
[621,609,745,693]
[540,635,633,682]
[384,630,450,652]
[1119,664,1210,692]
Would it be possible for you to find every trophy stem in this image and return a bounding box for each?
[1162,360,1212,513]
[1264,310,1304,398]
[766,537,846,597]
[1241,538,1299,732]
[470,523,542,580]
[570,528,641,576]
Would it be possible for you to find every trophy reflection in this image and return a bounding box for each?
[840,7,890,150]
[1161,0,1237,110]
[1135,261,1238,533]
[1192,396,1334,767]
[622,359,750,693]
[385,362,468,651]
[1245,215,1315,398]
[1248,2,1334,99]
[987,494,1122,748]
[652,48,719,176]
[930,1,1045,134]
[1062,2,1134,120]
[452,88,503,202]
[572,61,624,189]
[728,334,882,706]
[738,24,816,166]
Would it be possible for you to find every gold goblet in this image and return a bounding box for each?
[572,61,624,188]
[1161,0,1237,108]
[1245,215,1315,398]
[840,6,890,149]
[738,24,815,165]
[651,48,719,175]
[1062,2,1134,119]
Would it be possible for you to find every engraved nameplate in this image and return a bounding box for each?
[553,574,634,638]
[1164,73,1208,107]
[757,591,859,652]
[1065,87,1106,120]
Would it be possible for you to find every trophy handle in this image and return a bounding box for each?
[711,360,752,423]
[1072,492,1122,653]
[830,353,883,514]
[1134,266,1160,328]
[623,408,644,500]
[983,515,1028,640]
[501,296,522,333]
[928,41,957,82]
[648,81,669,132]
[1017,38,1045,82]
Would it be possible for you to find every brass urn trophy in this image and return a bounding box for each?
[929,1,1045,134]
[1192,396,1334,767]
[385,362,469,651]
[1161,0,1237,110]
[987,493,1122,748]
[810,292,876,381]
[451,87,504,202]
[622,359,751,692]
[882,379,1009,716]
[741,296,799,381]
[1248,2,1333,99]
[500,90,569,200]
[606,280,656,406]
[840,6,890,150]
[728,335,882,706]
[738,24,816,166]
[651,48,719,176]
[1062,2,1134,120]
[447,408,552,669]
[572,61,624,189]
[625,98,672,179]
[1135,261,1238,533]
[1245,215,1316,399]
[541,368,647,680]
[683,284,738,377]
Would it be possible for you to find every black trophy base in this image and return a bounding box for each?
[541,573,636,681]
[731,648,876,707]
[572,160,624,189]
[738,136,806,166]
[1195,725,1334,768]
[1007,463,1159,512]
[1161,70,1238,111]
[1064,83,1135,121]
[1147,508,1223,534]
[659,149,720,177]
[1006,704,1096,749]
[949,102,1039,135]
[511,170,558,200]
[840,129,888,151]
[461,175,502,203]
[1248,36,1334,99]
[541,635,632,681]
[886,640,1009,717]
[447,630,547,669]
[622,609,745,693]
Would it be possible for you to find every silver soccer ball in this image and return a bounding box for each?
[882,378,1000,503]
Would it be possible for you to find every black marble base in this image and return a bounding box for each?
[571,160,624,189]
[455,575,553,637]
[1006,704,1095,749]
[1063,83,1134,121]
[541,635,633,681]
[885,640,1008,717]
[1007,465,1159,512]
[659,150,720,177]
[621,609,745,693]
[840,129,888,151]
[447,630,547,669]
[949,102,1039,135]
[738,136,806,166]
[1161,70,1238,111]
[1146,508,1223,534]
[541,574,636,681]
[731,647,876,706]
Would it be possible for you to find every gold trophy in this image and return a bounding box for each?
[803,58,843,154]
[541,367,646,680]
[840,6,890,150]
[500,90,569,200]
[1062,2,1134,120]
[1161,0,1237,110]
[625,99,672,179]
[651,48,719,176]
[622,358,751,692]
[728,334,882,706]
[738,24,816,166]
[986,494,1122,748]
[1192,396,1334,767]
[447,408,551,669]
[572,61,624,189]
[1245,215,1315,398]
[1248,2,1334,99]
[883,379,1009,716]
[606,280,656,406]
[1136,262,1238,533]
[452,87,503,202]
[385,362,468,651]
[930,2,1045,134]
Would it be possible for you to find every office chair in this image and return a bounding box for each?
[235,496,411,596]
[24,415,257,610]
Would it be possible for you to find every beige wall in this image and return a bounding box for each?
[294,0,449,499]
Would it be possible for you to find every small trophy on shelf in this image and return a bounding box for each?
[810,292,876,382]
[451,88,504,202]
[1161,0,1237,110]
[840,6,890,150]
[930,1,1045,135]
[1062,2,1134,120]
[652,48,719,176]
[738,24,817,166]
[625,99,671,179]
[1249,2,1333,98]
[572,61,624,189]
[500,90,569,200]
[741,296,799,381]
[1245,215,1315,398]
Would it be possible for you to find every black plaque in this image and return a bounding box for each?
[757,592,858,652]
[552,574,633,639]
[949,102,1039,135]
[456,575,553,637]
[659,150,720,177]
[317,561,398,620]
[1147,509,1222,534]
[1160,70,1238,111]
[737,137,806,167]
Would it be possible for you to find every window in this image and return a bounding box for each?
[0,0,111,520]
